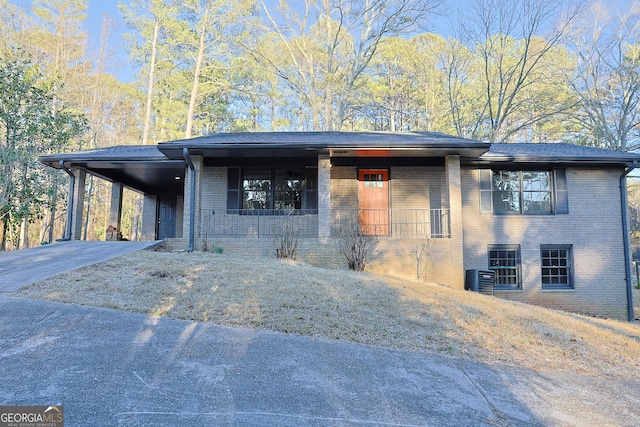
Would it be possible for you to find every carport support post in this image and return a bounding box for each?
[70,168,86,240]
[141,195,157,241]
[109,182,124,235]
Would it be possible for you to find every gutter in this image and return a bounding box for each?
[621,160,637,321]
[57,161,74,241]
[466,157,640,166]
[183,148,195,252]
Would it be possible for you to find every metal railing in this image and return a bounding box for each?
[206,208,450,239]
[207,209,318,238]
[333,208,450,238]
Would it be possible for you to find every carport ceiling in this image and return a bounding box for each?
[83,160,186,195]
[39,146,186,196]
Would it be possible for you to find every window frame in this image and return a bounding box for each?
[488,244,522,290]
[492,170,552,215]
[540,244,574,290]
[227,166,318,214]
[242,169,273,210]
[479,168,568,215]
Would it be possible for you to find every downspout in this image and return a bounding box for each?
[621,160,637,321]
[58,161,74,241]
[183,148,195,252]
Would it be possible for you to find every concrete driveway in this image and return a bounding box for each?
[1,242,639,426]
[0,240,162,292]
[1,297,639,427]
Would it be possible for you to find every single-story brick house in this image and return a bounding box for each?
[40,131,640,320]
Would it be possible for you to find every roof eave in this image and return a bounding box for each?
[464,155,640,167]
[38,154,180,168]
[158,143,491,159]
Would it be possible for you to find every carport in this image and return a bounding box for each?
[39,146,186,241]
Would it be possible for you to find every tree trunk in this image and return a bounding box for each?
[142,19,160,145]
[48,187,58,243]
[185,8,209,139]
[390,107,396,132]
[325,84,333,131]
[18,217,28,249]
[132,196,142,241]
[270,96,276,130]
[1,220,8,251]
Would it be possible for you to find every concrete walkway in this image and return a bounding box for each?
[0,240,162,292]
[0,296,639,426]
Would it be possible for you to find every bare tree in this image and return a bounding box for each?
[184,3,208,139]
[257,0,442,131]
[180,0,254,138]
[437,36,484,138]
[567,3,640,151]
[338,218,377,271]
[456,0,584,142]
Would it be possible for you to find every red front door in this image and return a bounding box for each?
[358,169,389,235]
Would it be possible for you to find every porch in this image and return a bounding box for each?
[205,208,451,239]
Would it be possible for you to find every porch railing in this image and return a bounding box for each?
[207,209,318,238]
[206,208,450,239]
[333,208,450,238]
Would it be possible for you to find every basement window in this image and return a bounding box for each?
[541,245,574,290]
[488,245,521,290]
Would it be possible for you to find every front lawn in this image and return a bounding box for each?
[15,250,640,380]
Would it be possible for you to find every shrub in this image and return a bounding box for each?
[412,238,433,280]
[273,211,300,259]
[339,218,377,271]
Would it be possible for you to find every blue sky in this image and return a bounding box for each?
[84,0,638,83]
[84,1,131,81]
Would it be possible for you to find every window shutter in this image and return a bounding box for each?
[554,169,568,214]
[305,167,318,211]
[227,167,240,211]
[479,169,493,213]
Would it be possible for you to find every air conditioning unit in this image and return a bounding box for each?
[465,270,495,295]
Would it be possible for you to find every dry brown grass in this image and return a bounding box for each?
[15,250,640,380]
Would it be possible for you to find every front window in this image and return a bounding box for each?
[274,170,303,210]
[243,170,271,210]
[488,245,521,290]
[541,245,573,290]
[242,169,304,211]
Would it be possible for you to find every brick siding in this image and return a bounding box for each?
[461,167,628,320]
[168,161,630,320]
